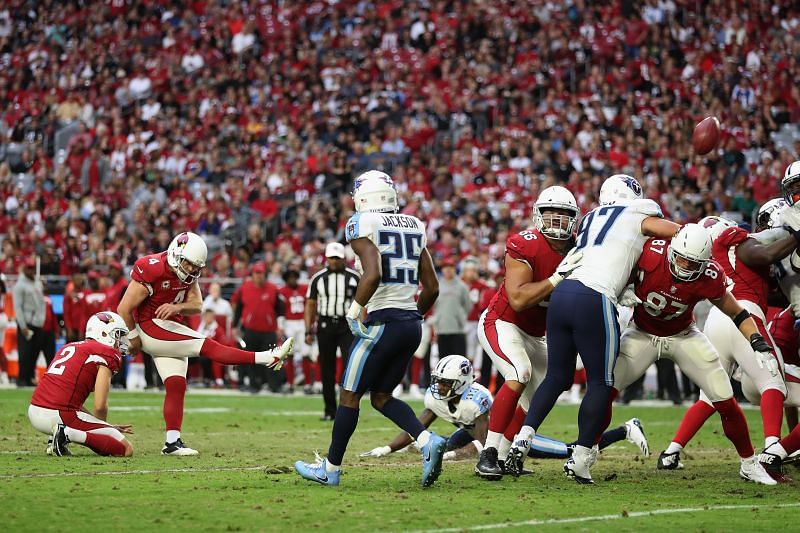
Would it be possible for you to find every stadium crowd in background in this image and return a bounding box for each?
[0,1,798,390]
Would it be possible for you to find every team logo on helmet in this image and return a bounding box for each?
[176,233,189,247]
[623,176,642,196]
[96,312,113,324]
[459,361,471,375]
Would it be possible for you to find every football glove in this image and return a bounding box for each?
[359,446,392,458]
[618,285,642,308]
[780,205,800,232]
[751,333,780,377]
[548,249,583,287]
[346,301,376,340]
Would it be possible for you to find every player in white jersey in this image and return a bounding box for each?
[359,356,649,464]
[506,174,680,484]
[295,171,445,487]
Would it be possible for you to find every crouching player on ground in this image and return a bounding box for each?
[612,224,776,485]
[360,355,649,465]
[27,312,134,457]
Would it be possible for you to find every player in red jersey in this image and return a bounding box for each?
[661,212,800,473]
[117,232,294,455]
[278,269,309,391]
[474,186,582,479]
[612,225,776,484]
[28,312,134,457]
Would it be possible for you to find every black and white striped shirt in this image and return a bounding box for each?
[306,267,360,317]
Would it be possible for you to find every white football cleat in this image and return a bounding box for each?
[264,338,294,370]
[564,444,594,484]
[740,456,777,485]
[161,438,199,456]
[625,418,650,457]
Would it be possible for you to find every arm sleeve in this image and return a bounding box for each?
[345,213,375,242]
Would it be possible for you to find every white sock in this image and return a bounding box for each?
[484,430,503,450]
[516,425,535,443]
[166,430,181,443]
[416,430,431,448]
[741,455,756,463]
[768,442,788,459]
[498,438,512,461]
[325,459,341,473]
[254,350,274,364]
[765,436,780,449]
[64,427,87,444]
[665,441,683,454]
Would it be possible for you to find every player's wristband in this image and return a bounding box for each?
[126,328,140,340]
[732,309,750,328]
[347,301,364,320]
[749,333,771,353]
[547,273,564,288]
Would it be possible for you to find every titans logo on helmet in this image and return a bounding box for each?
[623,176,642,196]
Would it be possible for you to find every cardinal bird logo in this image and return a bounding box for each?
[176,233,189,248]
[96,312,113,323]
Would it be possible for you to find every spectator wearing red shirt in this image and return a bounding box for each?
[231,262,284,393]
[105,262,128,309]
[63,271,86,342]
[80,272,111,337]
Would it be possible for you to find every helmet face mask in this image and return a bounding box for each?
[782,161,800,206]
[430,355,474,400]
[755,198,787,231]
[667,224,712,282]
[532,186,579,240]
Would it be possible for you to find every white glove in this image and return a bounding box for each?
[780,205,800,232]
[755,351,781,377]
[618,285,642,308]
[346,301,376,340]
[548,249,583,287]
[359,445,392,458]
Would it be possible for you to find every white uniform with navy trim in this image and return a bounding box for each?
[571,199,663,302]
[423,383,492,429]
[344,212,426,313]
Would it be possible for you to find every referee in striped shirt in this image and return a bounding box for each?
[305,242,360,420]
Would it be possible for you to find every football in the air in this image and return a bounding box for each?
[692,116,721,155]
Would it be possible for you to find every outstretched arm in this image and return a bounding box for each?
[641,217,680,238]
[737,234,798,267]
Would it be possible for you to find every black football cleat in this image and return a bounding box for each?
[475,447,503,480]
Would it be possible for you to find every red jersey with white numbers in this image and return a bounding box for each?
[713,227,770,313]
[467,279,489,321]
[31,340,121,411]
[633,238,727,337]
[278,284,308,320]
[130,252,194,323]
[484,229,567,337]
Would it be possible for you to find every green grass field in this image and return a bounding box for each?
[1,388,798,532]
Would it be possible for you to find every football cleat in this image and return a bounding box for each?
[505,437,531,478]
[161,438,199,456]
[294,453,340,487]
[420,433,447,487]
[625,418,650,457]
[564,445,595,484]
[741,456,778,485]
[474,447,503,480]
[657,450,684,470]
[265,338,294,370]
[500,459,533,476]
[51,424,72,457]
[759,445,792,483]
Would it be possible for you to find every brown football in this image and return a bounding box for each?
[692,116,721,155]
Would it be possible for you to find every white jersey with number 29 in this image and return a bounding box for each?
[571,199,662,302]
[345,212,427,313]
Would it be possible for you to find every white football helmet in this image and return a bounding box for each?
[698,215,737,241]
[352,173,398,213]
[599,174,644,205]
[755,198,788,230]
[667,223,712,281]
[85,311,130,354]
[167,231,207,283]
[353,169,394,191]
[430,354,474,400]
[533,186,579,240]
[782,161,800,206]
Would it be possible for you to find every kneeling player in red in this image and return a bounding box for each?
[28,312,134,457]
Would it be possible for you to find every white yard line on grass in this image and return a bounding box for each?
[409,502,800,533]
[0,465,268,479]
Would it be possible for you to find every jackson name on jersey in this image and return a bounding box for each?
[345,212,426,313]
[423,382,493,430]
